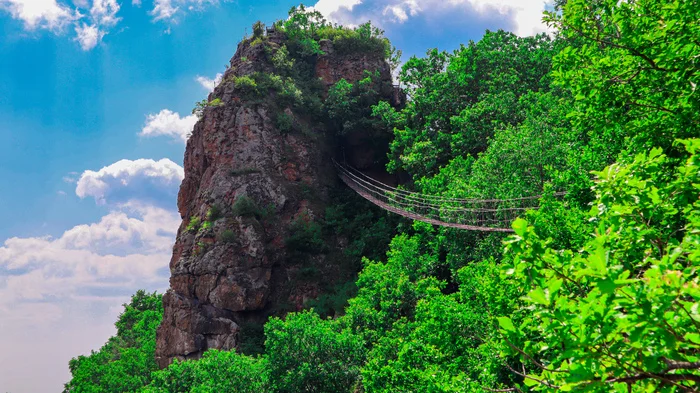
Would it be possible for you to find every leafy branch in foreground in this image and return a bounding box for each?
[499,139,700,393]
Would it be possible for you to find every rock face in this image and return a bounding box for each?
[155,32,392,368]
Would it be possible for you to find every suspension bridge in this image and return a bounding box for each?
[333,159,561,233]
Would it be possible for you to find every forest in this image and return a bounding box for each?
[63,0,700,392]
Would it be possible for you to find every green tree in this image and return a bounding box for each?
[361,261,519,392]
[386,31,559,179]
[63,291,162,393]
[265,311,366,393]
[142,350,268,393]
[499,140,700,392]
[547,0,700,167]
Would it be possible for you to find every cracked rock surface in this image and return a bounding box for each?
[155,33,391,367]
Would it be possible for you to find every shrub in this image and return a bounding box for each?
[206,206,222,221]
[192,99,207,118]
[271,45,295,72]
[249,36,266,48]
[232,196,260,218]
[238,321,266,356]
[275,112,295,134]
[186,216,201,233]
[233,75,260,97]
[285,214,326,254]
[252,21,265,38]
[307,281,357,318]
[192,98,223,119]
[193,241,208,256]
[219,229,236,244]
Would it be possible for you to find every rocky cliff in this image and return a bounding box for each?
[155,30,394,367]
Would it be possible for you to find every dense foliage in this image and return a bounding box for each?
[63,291,162,393]
[66,1,699,392]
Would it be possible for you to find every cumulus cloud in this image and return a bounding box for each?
[141,109,198,143]
[0,205,175,392]
[59,204,179,255]
[196,73,223,92]
[0,0,123,50]
[310,0,361,22]
[313,0,553,37]
[0,155,183,392]
[0,211,173,299]
[75,158,184,208]
[0,0,77,30]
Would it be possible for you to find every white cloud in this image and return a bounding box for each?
[0,0,77,30]
[149,0,218,22]
[0,206,175,392]
[75,158,184,207]
[141,109,198,143]
[150,0,177,21]
[74,22,104,50]
[467,0,551,36]
[89,0,120,26]
[72,0,120,50]
[0,155,183,392]
[196,73,223,92]
[383,0,420,23]
[313,0,553,37]
[59,204,179,255]
[0,0,123,50]
[63,171,79,183]
[310,0,361,21]
[1,0,226,49]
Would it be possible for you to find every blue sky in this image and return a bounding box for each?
[0,0,551,392]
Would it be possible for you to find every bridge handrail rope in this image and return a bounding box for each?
[333,158,565,232]
[336,159,565,204]
[335,167,516,233]
[336,164,533,214]
[336,169,517,224]
[334,160,541,211]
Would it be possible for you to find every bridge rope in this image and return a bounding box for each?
[333,159,562,233]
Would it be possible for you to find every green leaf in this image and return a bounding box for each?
[512,218,528,236]
[497,317,516,333]
[596,278,617,294]
[527,287,550,306]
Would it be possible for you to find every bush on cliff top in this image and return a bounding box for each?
[279,5,398,63]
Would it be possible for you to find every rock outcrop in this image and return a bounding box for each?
[155,31,393,367]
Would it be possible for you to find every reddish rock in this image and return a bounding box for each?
[155,34,393,368]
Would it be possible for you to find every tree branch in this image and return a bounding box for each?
[503,363,560,389]
[664,359,700,371]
